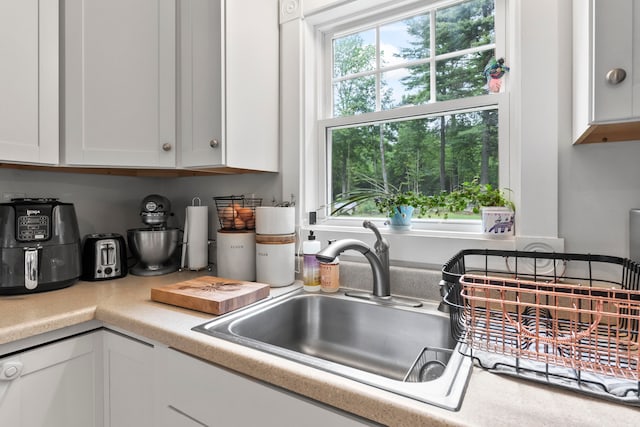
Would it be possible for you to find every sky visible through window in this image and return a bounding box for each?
[332,15,430,112]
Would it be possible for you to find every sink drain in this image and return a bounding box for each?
[418,360,447,381]
[404,347,452,383]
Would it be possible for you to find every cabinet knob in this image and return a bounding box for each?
[0,361,23,380]
[209,139,220,148]
[606,68,627,85]
[162,143,172,152]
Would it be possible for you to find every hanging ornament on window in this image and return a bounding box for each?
[483,57,510,93]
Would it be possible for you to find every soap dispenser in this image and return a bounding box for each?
[302,231,321,292]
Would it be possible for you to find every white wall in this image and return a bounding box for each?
[553,3,640,258]
[499,0,640,259]
[0,168,151,237]
[559,142,640,257]
[0,168,281,243]
[160,172,282,238]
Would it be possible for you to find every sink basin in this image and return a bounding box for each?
[193,288,472,410]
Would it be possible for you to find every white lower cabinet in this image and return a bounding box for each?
[102,330,155,427]
[0,332,101,427]
[0,329,374,426]
[159,347,373,427]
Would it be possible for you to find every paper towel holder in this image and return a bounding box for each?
[179,197,213,271]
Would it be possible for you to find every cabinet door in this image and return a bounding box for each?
[102,331,155,427]
[179,0,278,172]
[591,0,637,123]
[224,0,279,172]
[0,332,100,427]
[0,0,58,164]
[179,0,223,168]
[161,348,373,427]
[64,0,176,167]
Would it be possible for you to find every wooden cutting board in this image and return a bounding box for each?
[150,276,270,315]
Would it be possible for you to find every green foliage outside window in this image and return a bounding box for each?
[329,0,500,220]
[332,176,514,220]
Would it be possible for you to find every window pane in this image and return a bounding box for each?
[380,13,430,67]
[329,109,499,218]
[329,124,384,217]
[435,0,495,55]
[436,50,493,101]
[381,64,430,109]
[332,30,376,78]
[325,2,504,224]
[333,76,376,116]
[330,1,497,114]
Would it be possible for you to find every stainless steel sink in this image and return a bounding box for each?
[193,288,472,410]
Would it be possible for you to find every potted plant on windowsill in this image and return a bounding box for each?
[373,190,427,230]
[331,182,427,230]
[424,178,515,237]
[331,177,514,236]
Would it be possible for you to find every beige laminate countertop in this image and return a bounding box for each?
[0,272,638,426]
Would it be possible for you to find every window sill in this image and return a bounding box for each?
[302,221,517,269]
[315,216,485,233]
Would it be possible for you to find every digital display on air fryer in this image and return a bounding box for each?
[15,204,53,242]
[17,215,50,241]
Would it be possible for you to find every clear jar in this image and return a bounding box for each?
[302,231,321,292]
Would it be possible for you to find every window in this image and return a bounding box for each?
[320,0,506,224]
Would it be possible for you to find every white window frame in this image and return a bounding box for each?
[279,0,565,268]
[317,1,509,230]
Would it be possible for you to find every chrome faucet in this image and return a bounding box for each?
[315,221,421,307]
[316,236,389,297]
[363,220,390,290]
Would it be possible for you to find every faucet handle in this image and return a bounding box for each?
[363,220,388,251]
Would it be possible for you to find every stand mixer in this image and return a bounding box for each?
[127,194,180,276]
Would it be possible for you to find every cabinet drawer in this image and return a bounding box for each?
[162,348,373,426]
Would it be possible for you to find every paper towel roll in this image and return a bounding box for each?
[186,205,209,270]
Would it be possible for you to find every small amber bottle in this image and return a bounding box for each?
[320,240,339,293]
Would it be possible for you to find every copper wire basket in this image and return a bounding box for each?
[442,249,640,404]
[213,195,262,231]
[459,274,640,379]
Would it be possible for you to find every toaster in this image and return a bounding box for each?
[81,233,128,281]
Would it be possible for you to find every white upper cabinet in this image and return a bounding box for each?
[2,0,277,172]
[573,0,640,144]
[63,0,176,167]
[179,0,279,172]
[0,0,58,164]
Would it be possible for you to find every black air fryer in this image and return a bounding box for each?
[0,198,82,294]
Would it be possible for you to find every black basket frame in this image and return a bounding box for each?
[441,249,640,405]
[213,195,262,231]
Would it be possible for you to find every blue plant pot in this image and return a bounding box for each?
[389,205,414,229]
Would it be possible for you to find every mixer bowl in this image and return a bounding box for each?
[127,228,180,269]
